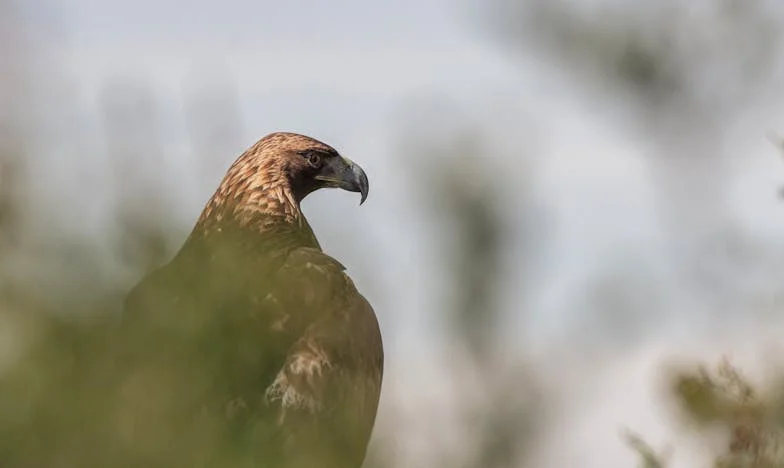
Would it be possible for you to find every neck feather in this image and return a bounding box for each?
[194,161,309,233]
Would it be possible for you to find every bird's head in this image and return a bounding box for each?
[200,132,369,229]
[270,132,370,205]
[235,132,369,204]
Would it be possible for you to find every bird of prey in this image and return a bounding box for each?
[123,132,383,468]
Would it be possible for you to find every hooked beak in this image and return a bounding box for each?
[315,156,370,205]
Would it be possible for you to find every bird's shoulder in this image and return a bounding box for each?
[264,246,383,415]
[270,246,348,303]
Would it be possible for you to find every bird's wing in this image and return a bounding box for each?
[122,236,382,468]
[260,246,383,468]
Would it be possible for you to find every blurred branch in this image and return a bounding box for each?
[0,153,25,254]
[100,78,176,273]
[410,128,511,359]
[481,0,783,123]
[621,428,671,468]
[402,121,544,467]
[667,358,784,467]
[0,0,31,257]
[183,73,244,185]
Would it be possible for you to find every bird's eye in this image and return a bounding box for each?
[301,151,322,168]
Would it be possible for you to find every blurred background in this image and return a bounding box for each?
[3,0,784,466]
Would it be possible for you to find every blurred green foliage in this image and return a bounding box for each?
[629,358,784,468]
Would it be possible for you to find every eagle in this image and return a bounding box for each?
[122,132,383,468]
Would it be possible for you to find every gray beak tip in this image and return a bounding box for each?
[352,162,369,206]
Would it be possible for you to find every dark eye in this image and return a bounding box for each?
[300,150,322,168]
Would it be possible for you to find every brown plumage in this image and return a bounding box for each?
[123,132,383,468]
